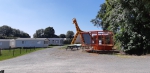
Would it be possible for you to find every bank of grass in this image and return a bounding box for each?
[0,48,45,61]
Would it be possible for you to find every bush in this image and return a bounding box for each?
[63,39,72,44]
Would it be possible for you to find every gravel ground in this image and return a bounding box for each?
[0,46,150,73]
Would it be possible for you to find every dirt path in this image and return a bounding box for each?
[0,46,150,73]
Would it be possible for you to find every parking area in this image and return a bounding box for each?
[0,46,150,73]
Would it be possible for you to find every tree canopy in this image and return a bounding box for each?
[66,30,74,39]
[33,26,58,38]
[0,25,30,39]
[91,0,150,55]
[33,29,45,38]
[44,27,55,38]
[59,34,66,38]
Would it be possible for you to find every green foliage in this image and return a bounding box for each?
[33,29,45,38]
[63,39,72,44]
[59,34,66,38]
[66,30,74,39]
[33,26,59,38]
[0,25,30,39]
[44,27,55,38]
[92,0,150,55]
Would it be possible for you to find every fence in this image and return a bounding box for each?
[0,47,37,57]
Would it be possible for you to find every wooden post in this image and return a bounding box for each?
[20,48,21,54]
[9,46,11,52]
[34,46,35,50]
[0,48,2,56]
[13,48,15,56]
[26,48,27,53]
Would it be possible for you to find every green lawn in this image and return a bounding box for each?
[0,48,45,61]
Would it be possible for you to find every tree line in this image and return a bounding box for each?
[33,27,74,44]
[91,0,150,55]
[0,25,30,39]
[0,25,75,44]
[33,26,74,39]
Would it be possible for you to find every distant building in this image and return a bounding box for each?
[15,38,49,48]
[0,39,15,49]
[48,38,64,45]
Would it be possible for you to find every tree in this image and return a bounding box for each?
[53,34,59,38]
[0,25,13,37]
[91,0,150,55]
[59,34,66,38]
[91,3,107,30]
[33,26,56,38]
[12,29,22,37]
[66,31,74,39]
[20,32,30,38]
[33,29,45,38]
[0,25,30,38]
[44,27,55,38]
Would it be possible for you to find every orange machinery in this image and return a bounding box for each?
[71,18,114,51]
[80,31,114,51]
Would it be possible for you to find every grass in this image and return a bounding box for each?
[0,48,45,61]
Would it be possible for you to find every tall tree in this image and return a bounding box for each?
[66,31,74,39]
[59,34,66,38]
[44,27,55,38]
[91,3,107,30]
[54,34,59,38]
[33,29,45,38]
[0,25,30,38]
[33,26,55,38]
[91,0,150,55]
[0,25,13,37]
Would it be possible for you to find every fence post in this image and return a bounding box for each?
[0,48,2,56]
[20,48,21,54]
[13,48,15,56]
[9,46,11,52]
[26,47,27,53]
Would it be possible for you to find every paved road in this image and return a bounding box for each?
[0,46,150,73]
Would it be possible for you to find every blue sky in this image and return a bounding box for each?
[0,0,105,37]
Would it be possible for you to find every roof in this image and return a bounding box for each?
[48,38,64,40]
[15,38,49,41]
[0,39,14,41]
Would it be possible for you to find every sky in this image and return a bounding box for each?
[0,0,105,37]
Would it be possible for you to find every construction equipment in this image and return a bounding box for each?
[71,18,114,51]
[80,31,114,51]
